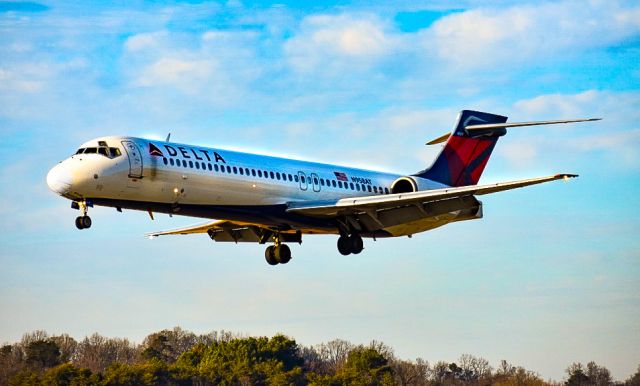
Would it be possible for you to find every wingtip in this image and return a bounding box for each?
[556,173,579,179]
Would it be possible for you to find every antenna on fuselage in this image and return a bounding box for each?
[166,133,171,142]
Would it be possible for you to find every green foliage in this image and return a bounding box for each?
[26,340,61,368]
[333,347,394,386]
[41,363,94,386]
[7,369,41,386]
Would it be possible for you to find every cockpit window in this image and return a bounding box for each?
[74,145,122,159]
[109,147,121,158]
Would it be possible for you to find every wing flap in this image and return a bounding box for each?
[287,174,577,217]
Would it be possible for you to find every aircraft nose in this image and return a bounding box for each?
[46,163,73,195]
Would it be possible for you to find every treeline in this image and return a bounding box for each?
[1,328,638,386]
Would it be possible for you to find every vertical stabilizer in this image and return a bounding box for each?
[414,110,507,187]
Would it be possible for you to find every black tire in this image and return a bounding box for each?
[82,216,92,229]
[349,234,364,254]
[75,216,85,230]
[337,236,351,255]
[265,246,278,265]
[276,244,292,264]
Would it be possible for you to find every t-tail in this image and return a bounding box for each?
[413,110,601,187]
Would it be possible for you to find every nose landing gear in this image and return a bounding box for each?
[73,200,92,230]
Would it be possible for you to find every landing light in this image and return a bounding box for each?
[252,184,256,188]
[563,175,569,181]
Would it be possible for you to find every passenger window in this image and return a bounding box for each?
[163,158,168,165]
[294,175,299,182]
[385,188,389,194]
[239,168,244,175]
[276,172,281,180]
[301,176,306,183]
[288,174,293,181]
[208,163,212,171]
[320,179,324,186]
[214,164,219,172]
[356,184,360,191]
[314,178,318,185]
[338,181,342,188]
[189,161,194,168]
[182,160,187,167]
[270,171,275,179]
[350,183,355,190]
[227,166,232,173]
[195,162,200,169]
[252,169,256,177]
[245,168,250,175]
[332,180,336,187]
[258,170,262,177]
[232,166,237,174]
[170,158,175,166]
[367,185,372,192]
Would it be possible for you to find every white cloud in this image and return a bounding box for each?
[135,58,214,91]
[428,1,640,67]
[124,30,168,52]
[284,14,399,73]
[498,90,640,170]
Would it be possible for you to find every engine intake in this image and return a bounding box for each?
[391,177,418,194]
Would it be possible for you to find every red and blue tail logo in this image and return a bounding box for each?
[414,110,508,187]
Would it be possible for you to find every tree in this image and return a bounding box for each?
[25,340,61,369]
[334,346,394,386]
[73,333,138,373]
[41,363,94,386]
[140,327,197,363]
[566,363,590,386]
[626,365,640,386]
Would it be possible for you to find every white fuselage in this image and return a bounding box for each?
[46,136,448,234]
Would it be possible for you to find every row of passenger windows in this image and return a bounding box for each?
[161,157,390,194]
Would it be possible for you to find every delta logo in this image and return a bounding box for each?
[149,143,164,157]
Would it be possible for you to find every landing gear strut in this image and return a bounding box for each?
[74,200,92,230]
[337,233,364,255]
[264,236,292,266]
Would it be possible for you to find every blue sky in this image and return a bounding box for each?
[1,0,639,380]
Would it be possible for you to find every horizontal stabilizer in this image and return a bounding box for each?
[466,118,601,131]
[426,117,601,145]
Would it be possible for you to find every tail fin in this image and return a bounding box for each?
[413,110,508,187]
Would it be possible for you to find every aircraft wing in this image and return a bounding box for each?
[147,220,329,243]
[286,173,577,217]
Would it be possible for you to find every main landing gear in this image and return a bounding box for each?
[265,243,292,266]
[73,200,92,230]
[337,233,364,255]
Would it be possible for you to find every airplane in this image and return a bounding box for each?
[46,110,599,265]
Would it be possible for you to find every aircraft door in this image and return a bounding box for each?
[298,171,308,191]
[310,172,321,192]
[121,141,143,178]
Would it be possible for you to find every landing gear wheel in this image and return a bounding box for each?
[81,216,92,229]
[349,234,363,254]
[275,244,292,264]
[265,246,278,266]
[75,216,85,230]
[337,236,351,255]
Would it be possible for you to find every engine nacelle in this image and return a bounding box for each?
[390,176,440,193]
